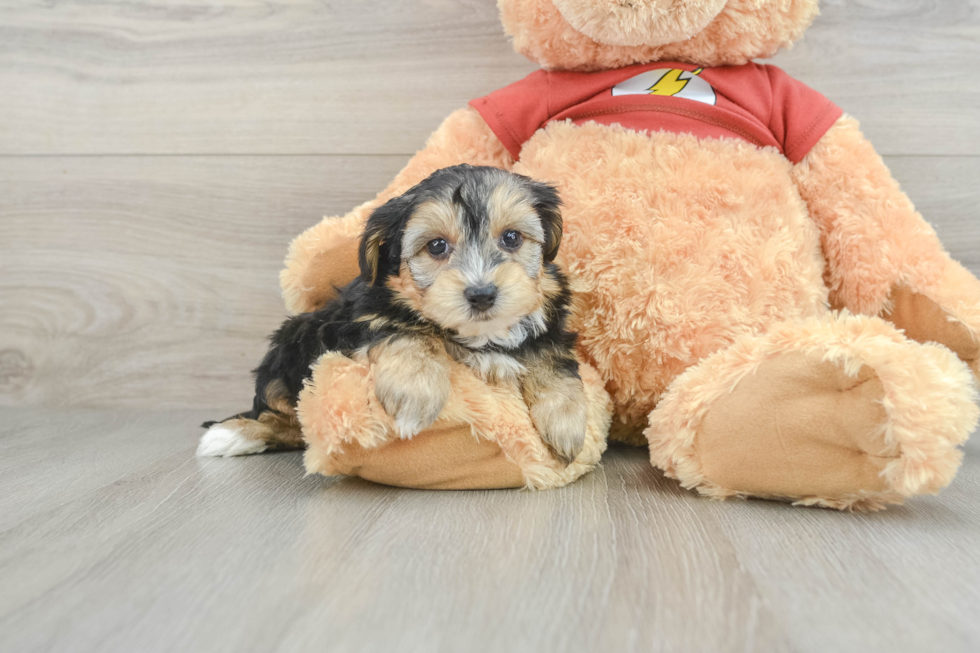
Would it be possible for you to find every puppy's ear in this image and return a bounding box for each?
[359,194,414,285]
[530,181,563,263]
[358,224,383,285]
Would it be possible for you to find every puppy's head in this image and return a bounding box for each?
[359,165,563,342]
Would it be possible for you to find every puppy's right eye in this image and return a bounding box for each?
[426,238,450,259]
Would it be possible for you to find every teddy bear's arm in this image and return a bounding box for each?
[792,114,980,374]
[280,107,515,314]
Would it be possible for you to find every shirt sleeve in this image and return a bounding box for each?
[469,70,553,160]
[765,65,844,164]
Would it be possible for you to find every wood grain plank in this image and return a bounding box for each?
[2,0,978,156]
[0,154,405,408]
[887,155,980,271]
[0,407,213,531]
[0,0,536,156]
[0,408,977,653]
[701,444,980,653]
[0,410,782,653]
[2,154,978,409]
[770,0,980,156]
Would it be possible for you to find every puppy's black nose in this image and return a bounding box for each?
[464,284,498,312]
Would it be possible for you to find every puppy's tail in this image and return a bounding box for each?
[201,413,248,429]
[198,311,321,457]
[197,393,304,458]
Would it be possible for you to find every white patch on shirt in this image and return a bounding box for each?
[612,67,717,106]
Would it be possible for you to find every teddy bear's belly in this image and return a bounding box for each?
[515,120,829,425]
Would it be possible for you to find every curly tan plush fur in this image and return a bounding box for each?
[499,0,819,71]
[298,353,612,490]
[515,120,828,426]
[646,313,978,510]
[793,115,980,375]
[281,0,980,507]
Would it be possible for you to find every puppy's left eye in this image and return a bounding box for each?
[500,230,523,251]
[426,238,450,259]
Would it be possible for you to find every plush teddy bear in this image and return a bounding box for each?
[283,0,980,509]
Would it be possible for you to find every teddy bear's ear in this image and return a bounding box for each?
[359,195,413,285]
[530,181,563,262]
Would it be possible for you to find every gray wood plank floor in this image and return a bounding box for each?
[1,408,979,653]
[2,1,980,652]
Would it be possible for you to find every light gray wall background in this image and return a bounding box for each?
[2,0,979,411]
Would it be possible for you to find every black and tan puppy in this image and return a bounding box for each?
[198,165,586,464]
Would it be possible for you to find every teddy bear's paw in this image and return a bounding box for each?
[883,284,980,375]
[647,314,979,510]
[693,351,899,508]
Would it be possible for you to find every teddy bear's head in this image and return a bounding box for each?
[498,0,819,71]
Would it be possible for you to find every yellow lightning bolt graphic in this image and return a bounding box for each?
[647,68,703,96]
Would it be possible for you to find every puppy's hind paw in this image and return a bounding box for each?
[197,423,268,457]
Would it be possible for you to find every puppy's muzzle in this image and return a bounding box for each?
[464,284,498,312]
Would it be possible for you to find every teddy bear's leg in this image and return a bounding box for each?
[646,313,978,510]
[296,352,612,490]
[280,107,515,314]
[793,115,980,375]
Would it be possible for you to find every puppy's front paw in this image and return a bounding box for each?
[370,336,453,439]
[377,379,450,439]
[528,383,588,465]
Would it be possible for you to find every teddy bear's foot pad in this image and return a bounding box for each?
[883,285,980,370]
[648,314,978,510]
[694,352,896,505]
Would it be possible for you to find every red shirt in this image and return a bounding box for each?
[470,62,842,164]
